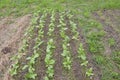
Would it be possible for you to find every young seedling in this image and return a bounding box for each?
[86,68,94,77]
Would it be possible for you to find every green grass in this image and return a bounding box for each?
[0,0,120,17]
[108,38,115,47]
[0,0,64,17]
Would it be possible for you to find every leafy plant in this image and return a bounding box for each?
[47,10,55,36]
[78,43,93,78]
[9,61,19,76]
[94,55,105,65]
[45,39,55,79]
[59,12,72,70]
[78,43,86,61]
[24,52,39,80]
[108,38,115,46]
[22,10,47,80]
[68,14,79,40]
[86,68,94,77]
[45,10,56,80]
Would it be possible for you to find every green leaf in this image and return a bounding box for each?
[49,59,55,65]
[47,67,54,77]
[10,69,17,76]
[25,72,37,79]
[44,76,49,80]
[80,54,86,60]
[33,41,44,49]
[26,57,31,60]
[86,68,94,77]
[46,45,51,53]
[61,50,69,57]
[81,61,88,66]
[45,54,51,63]
[67,65,71,70]
[22,65,28,70]
[33,53,39,59]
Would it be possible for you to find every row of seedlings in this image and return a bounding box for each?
[67,12,94,79]
[44,10,56,80]
[9,11,40,76]
[59,12,72,70]
[78,43,93,78]
[22,10,47,80]
[24,10,47,79]
[66,12,79,40]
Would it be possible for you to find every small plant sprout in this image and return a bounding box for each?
[86,68,94,77]
[78,43,86,60]
[108,38,115,46]
[10,61,19,76]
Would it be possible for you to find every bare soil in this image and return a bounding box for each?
[53,13,65,80]
[0,14,31,80]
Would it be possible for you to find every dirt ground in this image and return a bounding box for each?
[0,15,31,80]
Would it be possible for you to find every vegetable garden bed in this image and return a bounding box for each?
[10,10,93,80]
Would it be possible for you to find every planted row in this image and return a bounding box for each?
[59,12,72,70]
[47,10,55,36]
[44,10,56,80]
[78,43,93,78]
[45,39,55,80]
[9,11,40,76]
[67,13,79,40]
[22,11,47,80]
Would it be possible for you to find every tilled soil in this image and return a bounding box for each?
[53,13,65,80]
[13,12,89,80]
[0,9,120,80]
[0,14,31,80]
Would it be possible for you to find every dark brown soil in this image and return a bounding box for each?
[1,47,12,54]
[35,14,50,80]
[53,13,65,80]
